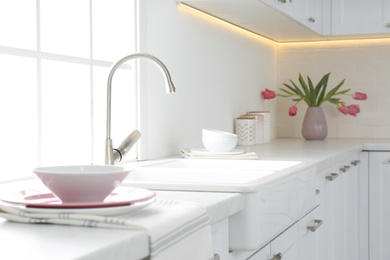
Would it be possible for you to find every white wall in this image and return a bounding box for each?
[136,0,277,159]
[276,40,390,139]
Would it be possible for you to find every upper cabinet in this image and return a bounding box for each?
[332,0,390,36]
[262,0,323,35]
[178,0,326,42]
[178,0,390,43]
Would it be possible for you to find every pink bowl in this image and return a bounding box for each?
[33,165,130,203]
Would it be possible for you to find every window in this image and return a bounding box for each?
[0,0,137,182]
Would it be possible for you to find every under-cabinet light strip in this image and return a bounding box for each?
[178,4,277,45]
[179,3,390,46]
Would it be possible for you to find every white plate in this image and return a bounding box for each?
[0,198,156,216]
[190,148,245,155]
[0,187,156,216]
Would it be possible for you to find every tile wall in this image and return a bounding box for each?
[276,39,390,139]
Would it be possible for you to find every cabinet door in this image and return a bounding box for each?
[345,158,360,260]
[369,152,390,260]
[317,163,345,260]
[299,206,323,260]
[270,222,299,260]
[316,154,361,260]
[247,244,270,260]
[263,0,322,34]
[332,0,390,35]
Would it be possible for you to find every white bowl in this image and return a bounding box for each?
[202,129,237,139]
[202,135,238,153]
[33,165,130,203]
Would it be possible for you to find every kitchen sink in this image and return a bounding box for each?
[125,159,302,187]
[122,158,316,251]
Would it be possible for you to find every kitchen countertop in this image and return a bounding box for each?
[1,138,390,260]
[238,138,390,171]
[0,179,243,260]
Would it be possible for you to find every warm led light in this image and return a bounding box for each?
[178,4,277,46]
[178,3,390,47]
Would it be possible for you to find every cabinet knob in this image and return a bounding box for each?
[307,219,323,232]
[270,253,283,260]
[308,17,315,23]
[326,173,339,181]
[213,254,220,260]
[278,0,287,3]
[351,160,360,166]
[386,23,390,28]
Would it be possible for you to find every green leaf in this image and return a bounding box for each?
[318,79,346,106]
[315,73,330,105]
[307,76,316,106]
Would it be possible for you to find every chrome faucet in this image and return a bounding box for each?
[105,53,176,165]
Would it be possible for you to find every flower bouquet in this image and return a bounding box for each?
[261,73,367,140]
[262,72,367,116]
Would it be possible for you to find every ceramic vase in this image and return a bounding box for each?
[302,107,328,140]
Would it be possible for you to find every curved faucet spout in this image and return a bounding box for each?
[105,53,176,165]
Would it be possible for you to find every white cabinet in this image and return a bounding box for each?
[332,0,390,35]
[315,154,362,260]
[299,206,323,260]
[248,222,299,260]
[263,0,323,34]
[368,152,390,260]
[247,244,270,260]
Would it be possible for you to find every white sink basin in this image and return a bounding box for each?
[137,159,301,171]
[123,158,316,251]
[126,159,302,187]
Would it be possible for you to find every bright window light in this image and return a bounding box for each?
[0,0,136,182]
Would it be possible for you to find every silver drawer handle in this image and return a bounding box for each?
[340,165,350,172]
[351,160,360,166]
[326,173,338,181]
[307,219,323,232]
[270,253,283,260]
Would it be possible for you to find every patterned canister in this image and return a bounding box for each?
[235,117,256,146]
[244,113,264,144]
[247,111,270,143]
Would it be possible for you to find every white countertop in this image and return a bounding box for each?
[1,138,390,260]
[0,179,243,260]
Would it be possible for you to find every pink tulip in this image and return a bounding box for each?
[261,88,276,99]
[289,105,297,116]
[347,104,360,117]
[353,92,367,100]
[338,104,347,115]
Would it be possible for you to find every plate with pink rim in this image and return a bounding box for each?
[0,187,156,215]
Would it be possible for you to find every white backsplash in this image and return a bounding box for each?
[136,0,278,160]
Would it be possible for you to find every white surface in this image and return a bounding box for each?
[332,0,390,35]
[202,134,237,152]
[2,139,390,259]
[368,152,390,260]
[127,158,302,189]
[0,218,149,260]
[178,0,324,42]
[137,0,277,160]
[0,178,243,260]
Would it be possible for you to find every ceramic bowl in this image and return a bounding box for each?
[202,129,238,139]
[202,129,238,152]
[33,165,130,203]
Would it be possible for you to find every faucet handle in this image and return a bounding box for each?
[115,129,141,162]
